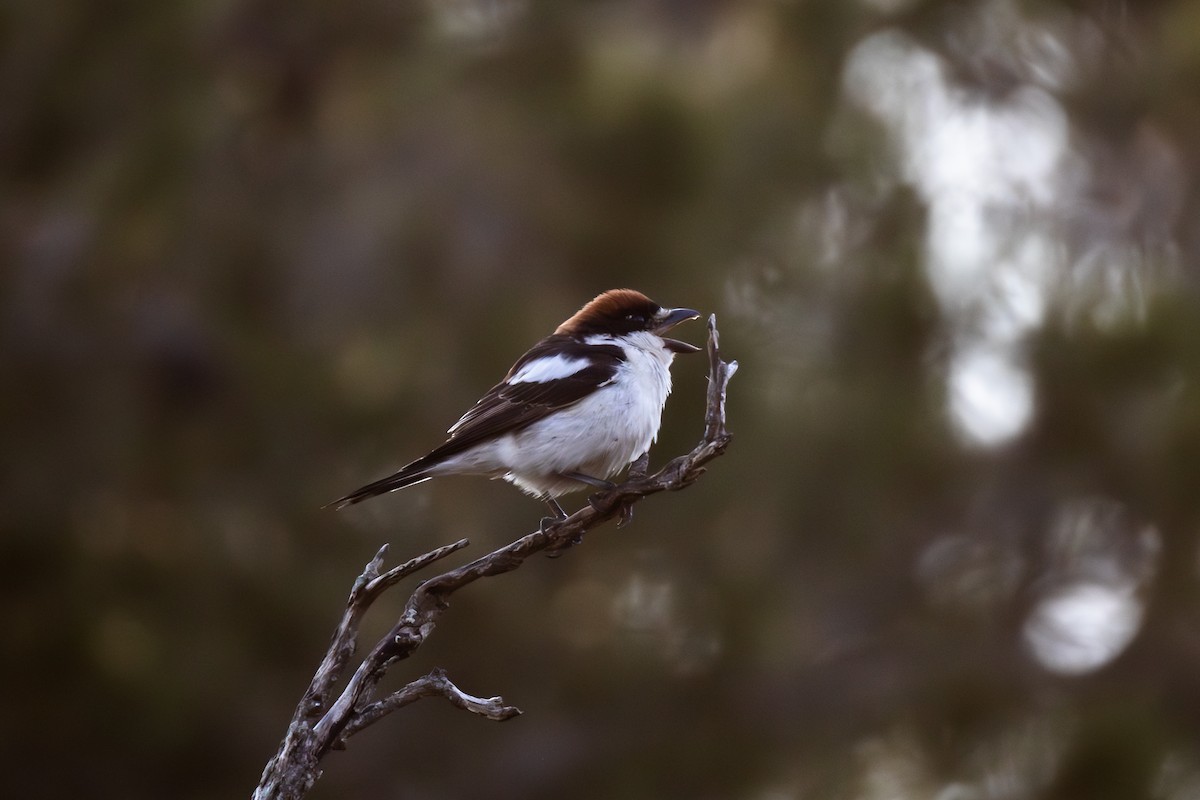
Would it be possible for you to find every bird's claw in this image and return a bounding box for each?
[584,490,636,528]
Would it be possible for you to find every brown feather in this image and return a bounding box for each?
[555,289,657,336]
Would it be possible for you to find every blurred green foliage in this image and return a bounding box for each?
[4,0,1200,797]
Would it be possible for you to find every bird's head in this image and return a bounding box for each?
[556,289,702,354]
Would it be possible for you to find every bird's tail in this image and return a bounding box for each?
[324,462,434,510]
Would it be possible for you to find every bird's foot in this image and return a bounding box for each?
[541,497,575,556]
[613,456,647,527]
[583,490,636,528]
[541,497,568,530]
[542,501,568,556]
[543,514,583,558]
[576,479,633,527]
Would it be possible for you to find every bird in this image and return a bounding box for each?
[327,289,701,525]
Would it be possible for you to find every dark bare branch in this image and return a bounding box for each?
[306,538,470,708]
[253,539,471,800]
[339,669,520,744]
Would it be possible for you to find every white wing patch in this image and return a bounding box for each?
[509,354,591,384]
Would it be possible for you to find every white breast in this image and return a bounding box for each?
[501,332,677,497]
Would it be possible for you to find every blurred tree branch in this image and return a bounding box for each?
[252,315,737,800]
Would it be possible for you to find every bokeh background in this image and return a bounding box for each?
[5,0,1200,797]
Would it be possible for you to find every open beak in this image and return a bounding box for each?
[653,307,702,354]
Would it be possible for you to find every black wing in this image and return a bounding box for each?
[426,336,625,461]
